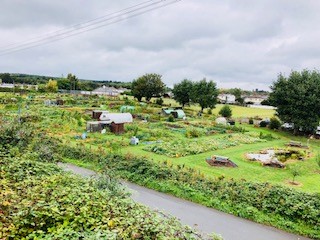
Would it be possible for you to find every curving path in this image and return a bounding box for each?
[58,163,311,240]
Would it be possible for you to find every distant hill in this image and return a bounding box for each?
[0,73,131,90]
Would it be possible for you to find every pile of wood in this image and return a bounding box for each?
[206,155,238,168]
[285,141,308,149]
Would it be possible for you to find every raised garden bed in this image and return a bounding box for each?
[206,155,238,167]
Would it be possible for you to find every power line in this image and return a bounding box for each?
[0,0,155,49]
[0,0,181,56]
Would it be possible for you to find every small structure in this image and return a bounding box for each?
[217,94,236,104]
[92,110,109,120]
[86,121,103,132]
[130,136,139,145]
[315,126,320,138]
[171,109,186,119]
[206,155,238,167]
[162,108,186,119]
[56,99,64,106]
[44,100,57,106]
[89,112,133,134]
[215,117,227,125]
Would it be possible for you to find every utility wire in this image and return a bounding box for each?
[0,0,155,49]
[0,0,181,56]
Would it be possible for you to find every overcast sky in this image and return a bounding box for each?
[0,0,319,90]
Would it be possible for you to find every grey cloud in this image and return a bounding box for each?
[1,0,320,90]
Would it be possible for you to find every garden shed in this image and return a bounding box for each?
[171,109,186,119]
[100,113,133,134]
[86,121,103,132]
[92,110,109,120]
[162,108,186,119]
[162,108,174,115]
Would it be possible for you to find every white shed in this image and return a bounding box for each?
[99,113,133,124]
[215,117,227,125]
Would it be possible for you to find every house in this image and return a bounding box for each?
[217,94,236,104]
[0,83,38,90]
[92,86,120,96]
[244,95,268,105]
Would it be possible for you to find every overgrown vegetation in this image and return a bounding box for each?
[60,145,320,239]
[0,121,210,239]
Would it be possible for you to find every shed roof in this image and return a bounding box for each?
[99,113,133,124]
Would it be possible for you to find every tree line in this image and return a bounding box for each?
[0,73,131,91]
[131,74,219,112]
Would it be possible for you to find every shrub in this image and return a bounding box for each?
[269,117,281,130]
[219,105,232,118]
[167,115,175,122]
[259,121,268,127]
[155,98,164,106]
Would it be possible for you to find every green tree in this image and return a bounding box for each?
[45,79,58,92]
[131,73,165,101]
[290,165,302,184]
[191,78,218,112]
[219,105,232,118]
[67,73,79,91]
[172,79,193,107]
[229,88,244,105]
[269,70,320,134]
[0,73,14,83]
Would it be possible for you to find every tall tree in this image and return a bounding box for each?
[269,70,320,134]
[0,73,13,83]
[172,79,193,107]
[131,73,165,101]
[67,73,79,90]
[191,78,218,112]
[229,88,244,105]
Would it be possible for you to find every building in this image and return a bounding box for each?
[91,86,129,96]
[88,112,133,134]
[243,95,268,105]
[217,94,236,104]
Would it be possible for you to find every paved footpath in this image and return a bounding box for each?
[58,163,312,240]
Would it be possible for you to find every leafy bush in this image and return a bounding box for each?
[219,105,232,118]
[167,115,175,122]
[259,121,268,127]
[0,154,205,239]
[185,128,205,138]
[60,145,320,239]
[269,117,281,130]
[155,98,164,106]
